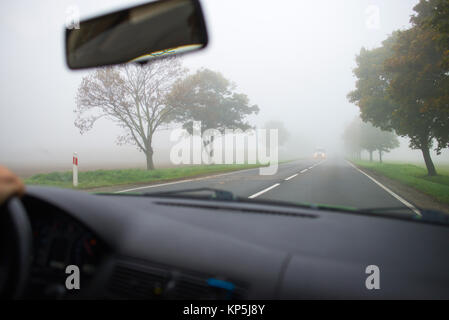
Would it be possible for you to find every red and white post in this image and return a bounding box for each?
[73,152,78,187]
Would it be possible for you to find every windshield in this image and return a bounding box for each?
[1,0,448,216]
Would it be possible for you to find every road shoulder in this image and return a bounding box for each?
[351,162,449,214]
[84,166,262,194]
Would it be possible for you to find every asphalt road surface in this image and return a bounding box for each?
[116,157,418,214]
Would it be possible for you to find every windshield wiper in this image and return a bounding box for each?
[144,188,236,201]
[359,206,421,214]
[359,206,449,224]
[108,190,449,225]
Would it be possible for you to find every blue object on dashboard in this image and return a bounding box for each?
[207,278,235,291]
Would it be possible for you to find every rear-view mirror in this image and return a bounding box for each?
[65,0,208,69]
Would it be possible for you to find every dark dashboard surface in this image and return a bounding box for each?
[22,186,449,299]
[24,197,107,299]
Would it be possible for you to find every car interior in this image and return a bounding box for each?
[1,0,449,300]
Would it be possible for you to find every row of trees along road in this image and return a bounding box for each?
[343,117,399,163]
[347,0,449,176]
[75,61,259,170]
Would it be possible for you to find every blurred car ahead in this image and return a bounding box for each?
[313,148,326,159]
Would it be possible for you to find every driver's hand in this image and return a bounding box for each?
[0,165,25,206]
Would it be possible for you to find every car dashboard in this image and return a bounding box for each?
[22,188,255,300]
[18,185,449,300]
[24,198,107,299]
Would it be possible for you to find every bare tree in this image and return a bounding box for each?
[75,58,185,170]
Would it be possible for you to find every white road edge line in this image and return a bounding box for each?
[115,159,310,194]
[114,167,261,193]
[346,161,421,216]
[248,183,280,199]
[300,169,308,174]
[285,173,298,181]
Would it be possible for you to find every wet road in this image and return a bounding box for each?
[116,157,418,214]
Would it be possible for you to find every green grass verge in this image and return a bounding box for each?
[25,164,265,190]
[352,160,449,204]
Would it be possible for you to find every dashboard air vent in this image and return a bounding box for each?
[107,259,246,300]
[107,263,169,299]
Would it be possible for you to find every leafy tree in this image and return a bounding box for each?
[343,117,363,160]
[411,0,449,69]
[166,68,259,155]
[75,58,185,170]
[347,35,397,131]
[361,122,381,162]
[360,122,399,163]
[376,129,400,163]
[408,0,449,157]
[343,118,399,162]
[348,16,448,175]
[383,24,448,175]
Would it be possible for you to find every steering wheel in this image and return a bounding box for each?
[0,197,33,299]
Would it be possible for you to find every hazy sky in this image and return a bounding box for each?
[0,0,447,174]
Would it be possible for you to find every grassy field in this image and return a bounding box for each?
[25,163,265,190]
[353,160,449,204]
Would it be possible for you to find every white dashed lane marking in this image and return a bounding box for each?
[248,183,281,199]
[250,160,326,198]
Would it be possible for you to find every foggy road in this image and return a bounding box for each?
[116,158,419,214]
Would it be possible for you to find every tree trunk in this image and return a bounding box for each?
[378,150,382,163]
[209,135,214,158]
[369,150,373,162]
[202,136,215,162]
[421,147,437,176]
[146,147,154,170]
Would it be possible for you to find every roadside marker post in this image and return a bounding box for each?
[73,152,78,187]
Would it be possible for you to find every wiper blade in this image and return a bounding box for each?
[108,191,449,225]
[359,206,421,214]
[144,188,235,201]
[416,209,449,224]
[360,206,449,224]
